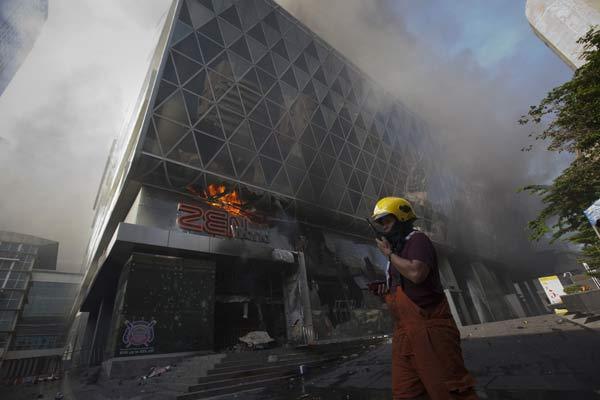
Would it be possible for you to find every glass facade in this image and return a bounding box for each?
[133,0,430,226]
[22,282,79,318]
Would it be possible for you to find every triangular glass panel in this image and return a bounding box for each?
[364,175,377,197]
[246,36,268,64]
[285,164,305,190]
[271,53,289,78]
[322,94,336,114]
[329,163,345,187]
[299,126,316,149]
[319,153,336,177]
[229,143,255,176]
[322,107,337,130]
[297,178,315,202]
[136,153,162,179]
[312,79,328,102]
[248,22,267,46]
[266,100,284,126]
[275,114,295,138]
[208,69,234,100]
[218,104,244,136]
[167,132,202,167]
[197,18,223,45]
[349,172,362,192]
[259,156,282,185]
[219,5,242,30]
[154,116,189,154]
[354,151,368,172]
[262,21,280,47]
[303,53,319,76]
[236,69,259,94]
[173,33,203,63]
[338,191,354,213]
[320,136,335,157]
[207,144,236,177]
[209,51,234,81]
[155,80,178,107]
[320,183,343,209]
[229,36,252,62]
[173,52,202,84]
[187,0,214,29]
[230,120,254,150]
[259,133,281,160]
[195,106,224,138]
[236,0,259,31]
[228,51,252,82]
[272,40,289,60]
[310,108,326,128]
[171,20,193,46]
[249,120,270,149]
[178,1,193,27]
[281,68,297,89]
[194,130,224,165]
[145,162,170,187]
[210,0,232,14]
[277,133,294,160]
[304,41,319,59]
[331,78,343,96]
[162,54,179,84]
[263,11,280,33]
[308,156,325,178]
[300,144,317,167]
[338,161,353,183]
[302,80,316,99]
[183,91,211,126]
[256,68,276,94]
[313,66,327,86]
[184,69,213,100]
[347,128,360,147]
[271,168,293,195]
[217,17,242,46]
[293,66,309,90]
[257,52,276,76]
[142,121,162,156]
[263,82,283,105]
[309,174,327,198]
[155,90,189,126]
[249,100,271,127]
[242,157,266,186]
[330,135,344,156]
[348,190,362,211]
[340,144,354,165]
[286,142,305,169]
[279,81,298,108]
[197,33,224,63]
[238,85,261,115]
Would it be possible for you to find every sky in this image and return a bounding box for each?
[0,0,573,273]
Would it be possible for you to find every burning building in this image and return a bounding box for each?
[73,0,545,368]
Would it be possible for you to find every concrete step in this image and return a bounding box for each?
[198,356,336,383]
[189,369,293,392]
[209,355,324,375]
[176,374,295,400]
[215,352,309,368]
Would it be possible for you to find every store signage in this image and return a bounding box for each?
[177,202,269,243]
[538,275,566,305]
[119,319,156,356]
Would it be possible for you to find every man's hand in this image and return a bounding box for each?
[376,237,392,257]
[368,281,389,297]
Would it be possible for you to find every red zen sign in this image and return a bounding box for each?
[177,202,269,243]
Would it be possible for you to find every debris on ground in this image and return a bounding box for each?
[238,331,275,349]
[139,365,172,384]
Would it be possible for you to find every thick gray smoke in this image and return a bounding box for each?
[0,0,170,272]
[275,0,573,269]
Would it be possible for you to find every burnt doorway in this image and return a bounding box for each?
[214,256,287,350]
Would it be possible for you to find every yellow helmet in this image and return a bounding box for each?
[371,197,417,222]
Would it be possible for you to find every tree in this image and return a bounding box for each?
[519,28,600,267]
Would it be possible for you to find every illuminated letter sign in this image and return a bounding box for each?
[177,202,269,243]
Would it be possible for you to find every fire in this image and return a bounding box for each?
[201,184,245,216]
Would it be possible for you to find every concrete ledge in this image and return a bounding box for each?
[102,351,212,378]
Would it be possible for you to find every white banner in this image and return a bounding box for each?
[538,275,566,305]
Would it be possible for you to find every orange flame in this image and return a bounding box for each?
[202,184,245,216]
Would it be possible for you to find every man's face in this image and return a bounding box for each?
[376,214,398,234]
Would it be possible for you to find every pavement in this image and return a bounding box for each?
[2,314,600,399]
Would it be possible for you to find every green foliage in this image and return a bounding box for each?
[519,28,600,267]
[563,284,584,295]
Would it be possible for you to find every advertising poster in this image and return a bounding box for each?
[538,275,566,305]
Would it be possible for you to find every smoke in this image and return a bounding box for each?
[275,0,573,269]
[0,0,170,272]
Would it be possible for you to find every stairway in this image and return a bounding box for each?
[175,337,386,400]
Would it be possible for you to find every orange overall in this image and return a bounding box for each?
[385,288,478,400]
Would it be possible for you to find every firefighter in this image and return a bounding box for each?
[370,197,478,400]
